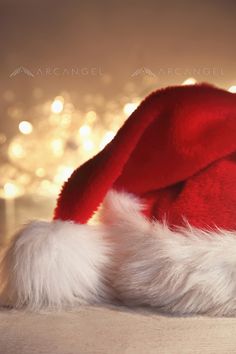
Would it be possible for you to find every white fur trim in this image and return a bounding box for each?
[0,220,111,310]
[100,190,236,316]
[1,190,236,315]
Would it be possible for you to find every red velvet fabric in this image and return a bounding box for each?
[54,84,236,229]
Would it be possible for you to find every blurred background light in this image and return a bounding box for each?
[123,102,139,116]
[228,85,236,93]
[182,78,197,86]
[51,97,64,114]
[19,121,33,135]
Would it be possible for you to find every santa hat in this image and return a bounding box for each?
[1,84,236,315]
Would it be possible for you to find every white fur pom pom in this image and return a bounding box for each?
[0,220,111,310]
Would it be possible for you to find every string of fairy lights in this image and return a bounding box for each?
[1,78,236,200]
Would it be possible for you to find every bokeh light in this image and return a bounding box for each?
[19,121,33,135]
[123,102,139,116]
[228,85,236,93]
[182,78,197,86]
[51,97,64,114]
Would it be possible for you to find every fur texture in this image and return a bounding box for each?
[1,190,236,315]
[0,220,111,310]
[100,190,236,316]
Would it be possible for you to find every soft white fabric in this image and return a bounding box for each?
[1,306,236,354]
[100,190,236,316]
[0,220,111,310]
[1,190,236,315]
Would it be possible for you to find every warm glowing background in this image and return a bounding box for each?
[0,0,236,240]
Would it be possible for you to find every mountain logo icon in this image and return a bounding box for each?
[9,66,34,78]
[131,67,156,78]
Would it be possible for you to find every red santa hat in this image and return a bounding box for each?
[1,83,236,315]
